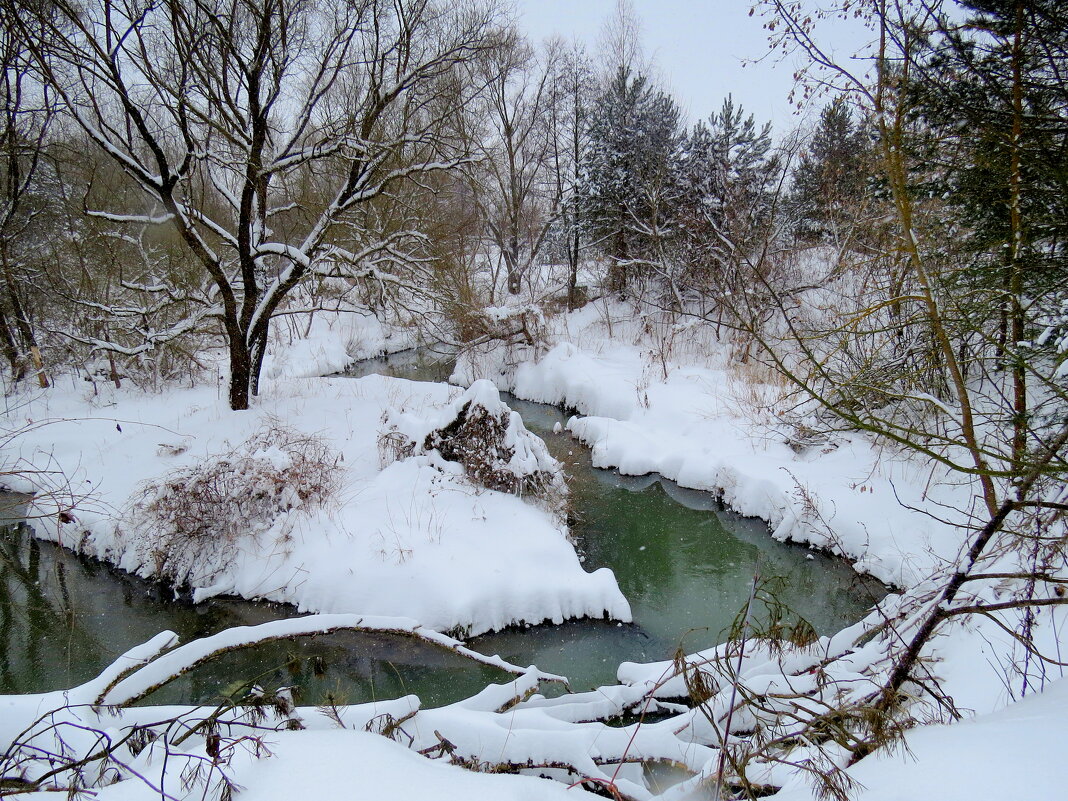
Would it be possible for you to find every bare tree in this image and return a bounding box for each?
[469,35,561,297]
[547,43,595,311]
[13,0,502,409]
[0,11,53,387]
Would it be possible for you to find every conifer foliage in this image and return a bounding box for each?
[675,96,780,298]
[580,65,683,295]
[789,97,872,244]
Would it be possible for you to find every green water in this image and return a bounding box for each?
[0,349,884,704]
[0,507,504,705]
[467,396,885,691]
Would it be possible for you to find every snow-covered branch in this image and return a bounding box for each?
[100,615,567,707]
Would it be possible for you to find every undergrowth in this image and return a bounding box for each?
[423,400,555,497]
[123,421,340,586]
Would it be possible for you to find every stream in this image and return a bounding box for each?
[0,349,885,706]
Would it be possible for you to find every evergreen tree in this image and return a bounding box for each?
[915,0,1068,467]
[580,65,683,295]
[790,97,872,244]
[919,0,1068,297]
[678,95,778,280]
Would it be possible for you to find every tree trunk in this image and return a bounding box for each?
[0,303,23,381]
[228,335,252,411]
[250,325,268,398]
[567,224,580,311]
[1,247,47,387]
[1008,0,1027,476]
[505,239,522,295]
[609,221,628,296]
[507,266,522,294]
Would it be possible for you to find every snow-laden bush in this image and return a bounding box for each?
[123,422,340,586]
[382,380,566,509]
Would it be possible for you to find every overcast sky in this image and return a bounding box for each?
[513,0,851,134]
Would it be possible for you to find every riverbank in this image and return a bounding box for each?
[1,370,629,638]
[447,299,1068,796]
[5,305,1066,800]
[455,301,976,591]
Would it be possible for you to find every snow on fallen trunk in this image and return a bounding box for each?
[99,614,568,706]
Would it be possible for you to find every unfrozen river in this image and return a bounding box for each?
[0,350,885,705]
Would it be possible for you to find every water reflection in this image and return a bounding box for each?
[468,395,886,692]
[0,517,505,705]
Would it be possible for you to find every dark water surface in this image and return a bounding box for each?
[1,349,884,704]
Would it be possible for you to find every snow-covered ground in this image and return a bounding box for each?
[455,302,971,590]
[2,368,628,638]
[450,299,1068,797]
[772,675,1068,801]
[4,301,1067,800]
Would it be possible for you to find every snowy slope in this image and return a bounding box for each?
[2,372,629,636]
[453,305,968,589]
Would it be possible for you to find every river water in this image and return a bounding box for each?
[0,349,884,705]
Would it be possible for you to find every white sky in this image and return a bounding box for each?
[513,0,858,134]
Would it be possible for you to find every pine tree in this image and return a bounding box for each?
[677,95,778,285]
[790,97,871,244]
[580,65,682,295]
[915,0,1068,470]
[919,0,1068,297]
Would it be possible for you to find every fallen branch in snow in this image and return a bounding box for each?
[98,614,568,707]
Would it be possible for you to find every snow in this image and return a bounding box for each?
[453,306,965,589]
[773,675,1068,801]
[229,729,598,801]
[2,369,629,639]
[5,299,1066,799]
[0,652,603,801]
[2,703,604,801]
[261,310,417,380]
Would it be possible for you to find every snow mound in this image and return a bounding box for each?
[6,373,630,637]
[384,379,566,506]
[120,423,340,587]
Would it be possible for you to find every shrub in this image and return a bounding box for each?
[424,399,555,497]
[124,422,340,587]
[379,381,568,518]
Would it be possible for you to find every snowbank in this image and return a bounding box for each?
[450,299,1068,797]
[261,309,418,380]
[453,304,967,589]
[2,371,629,637]
[772,675,1068,801]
